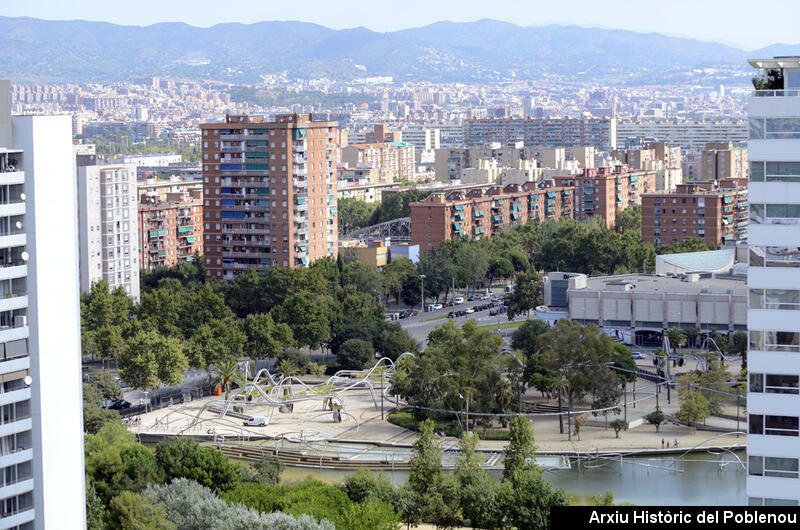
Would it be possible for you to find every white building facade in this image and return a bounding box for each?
[746,57,800,506]
[0,80,85,529]
[77,164,140,299]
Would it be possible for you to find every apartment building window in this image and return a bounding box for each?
[749,456,799,479]
[749,373,799,394]
[749,330,800,351]
[749,497,799,507]
[749,288,800,310]
[749,414,799,436]
[750,161,800,182]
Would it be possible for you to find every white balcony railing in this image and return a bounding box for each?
[754,89,800,97]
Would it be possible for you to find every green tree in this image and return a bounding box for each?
[242,313,294,360]
[609,419,629,438]
[81,280,133,364]
[614,204,641,233]
[240,455,284,486]
[644,408,665,432]
[656,237,716,255]
[666,327,687,352]
[83,403,121,434]
[454,242,489,293]
[408,419,442,498]
[211,359,243,401]
[336,338,375,370]
[117,330,187,389]
[90,371,123,402]
[272,292,332,349]
[512,320,555,392]
[503,416,537,480]
[84,423,163,503]
[104,491,176,530]
[498,468,568,530]
[186,317,247,367]
[488,256,514,285]
[338,197,378,234]
[86,480,105,530]
[341,261,384,299]
[155,438,241,493]
[506,268,541,319]
[675,390,710,429]
[381,258,415,306]
[539,320,617,441]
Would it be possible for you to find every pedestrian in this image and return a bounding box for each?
[666,441,670,448]
[674,438,679,448]
[661,438,664,449]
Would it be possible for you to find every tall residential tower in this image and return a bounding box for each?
[0,80,85,528]
[746,57,800,507]
[200,114,340,280]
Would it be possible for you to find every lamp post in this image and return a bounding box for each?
[420,274,426,314]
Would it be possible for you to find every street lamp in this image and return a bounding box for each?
[420,274,426,314]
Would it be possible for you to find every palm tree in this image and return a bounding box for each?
[551,376,570,436]
[211,359,242,401]
[666,327,686,353]
[277,359,299,378]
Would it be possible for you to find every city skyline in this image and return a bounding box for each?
[4,0,800,50]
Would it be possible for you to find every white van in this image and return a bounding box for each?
[454,297,464,305]
[243,416,267,426]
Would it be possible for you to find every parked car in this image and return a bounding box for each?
[243,416,267,427]
[433,303,443,310]
[448,312,456,319]
[108,400,131,410]
[632,351,646,359]
[465,307,475,314]
[409,310,418,317]
[489,309,499,316]
[454,297,464,305]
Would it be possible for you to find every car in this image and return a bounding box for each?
[498,306,507,314]
[442,302,452,308]
[490,301,500,307]
[243,416,268,427]
[108,400,131,410]
[454,297,464,305]
[432,303,443,310]
[465,307,475,314]
[489,309,499,316]
[456,310,466,317]
[409,310,418,317]
[502,300,511,307]
[632,351,646,359]
[448,311,455,319]
[467,295,478,301]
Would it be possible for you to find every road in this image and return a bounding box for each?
[394,293,530,345]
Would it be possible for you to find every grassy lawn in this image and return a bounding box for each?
[477,320,525,331]
[424,314,450,322]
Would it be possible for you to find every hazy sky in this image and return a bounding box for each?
[5,0,798,50]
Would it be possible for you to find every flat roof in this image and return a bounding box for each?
[657,248,735,272]
[578,273,746,296]
[749,58,800,69]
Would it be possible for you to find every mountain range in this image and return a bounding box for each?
[1,16,797,84]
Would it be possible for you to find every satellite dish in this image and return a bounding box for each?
[19,193,25,201]
[23,376,32,386]
[15,221,22,229]
[21,251,29,261]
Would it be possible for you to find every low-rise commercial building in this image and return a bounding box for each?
[542,271,747,345]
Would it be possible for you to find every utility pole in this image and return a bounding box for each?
[420,274,426,314]
[380,370,384,420]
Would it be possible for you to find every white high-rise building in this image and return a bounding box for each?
[77,164,140,300]
[746,57,800,507]
[0,80,85,529]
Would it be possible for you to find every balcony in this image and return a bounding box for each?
[222,251,271,259]
[294,223,308,234]
[754,89,800,97]
[292,142,306,153]
[293,177,308,188]
[293,166,307,177]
